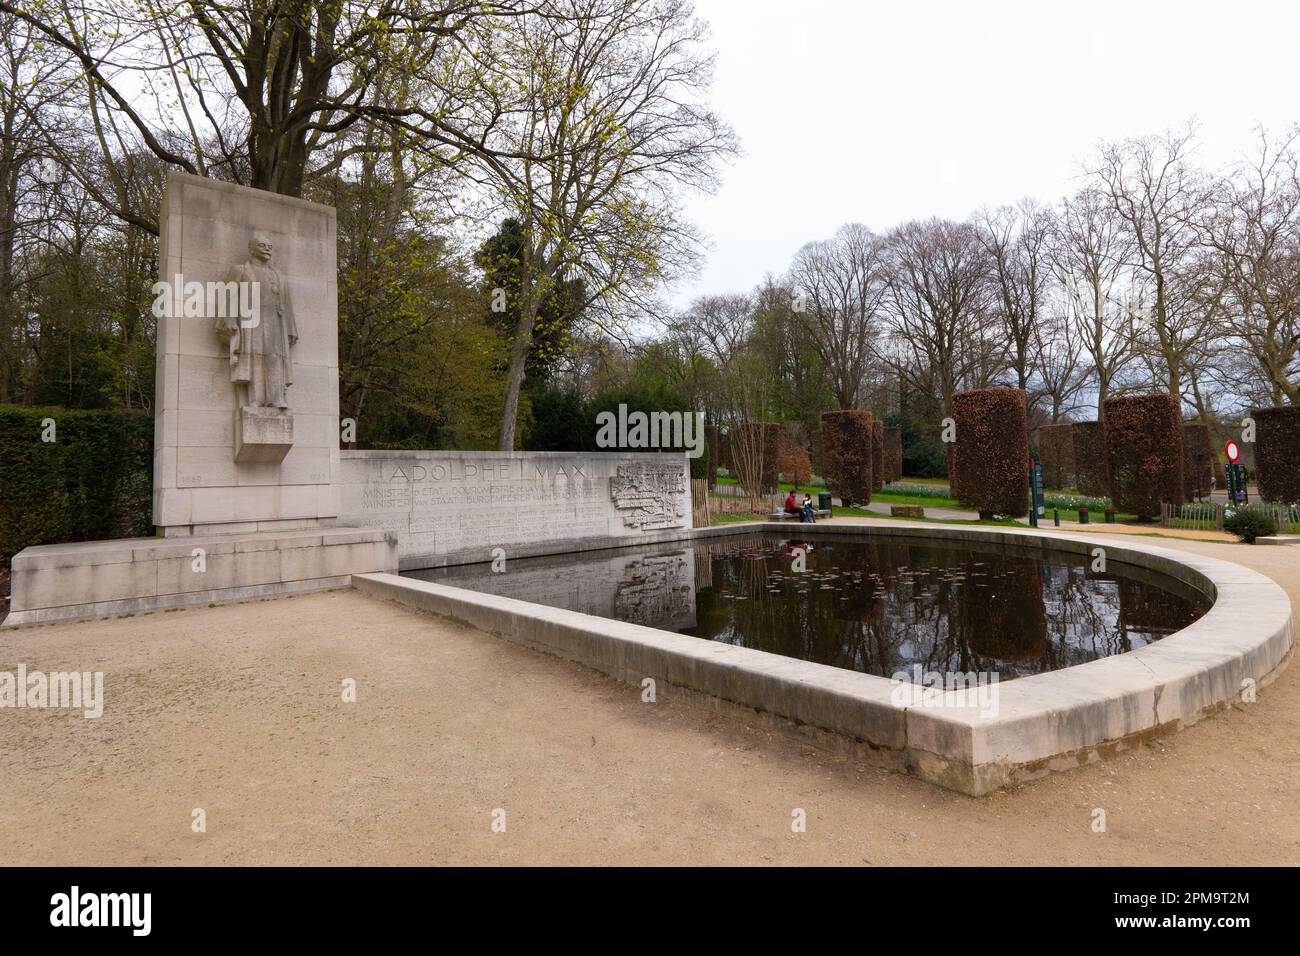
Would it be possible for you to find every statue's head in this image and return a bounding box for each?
[248,234,273,263]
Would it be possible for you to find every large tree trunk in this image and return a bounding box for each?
[497,286,542,451]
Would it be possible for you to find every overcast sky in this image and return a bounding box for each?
[670,0,1300,305]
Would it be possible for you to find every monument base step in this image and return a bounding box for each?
[4,527,397,628]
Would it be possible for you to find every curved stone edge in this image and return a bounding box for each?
[351,522,1293,795]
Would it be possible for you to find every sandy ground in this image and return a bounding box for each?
[2,531,1298,866]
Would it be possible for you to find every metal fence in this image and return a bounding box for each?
[1162,501,1300,533]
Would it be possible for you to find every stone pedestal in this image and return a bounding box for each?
[235,406,294,463]
[4,528,398,627]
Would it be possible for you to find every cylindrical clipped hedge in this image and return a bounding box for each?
[1181,422,1213,501]
[1071,421,1109,496]
[946,441,959,500]
[1102,394,1184,518]
[871,420,885,493]
[1252,406,1300,503]
[950,388,1030,518]
[820,409,873,506]
[883,425,902,483]
[1037,423,1076,490]
[704,424,720,488]
[730,422,781,496]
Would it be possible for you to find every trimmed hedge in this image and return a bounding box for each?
[730,421,781,495]
[871,420,885,493]
[1037,423,1075,490]
[820,410,873,506]
[1181,422,1213,501]
[776,444,812,488]
[704,423,720,488]
[946,441,959,500]
[1071,421,1109,496]
[950,387,1030,518]
[1252,405,1300,503]
[883,425,902,483]
[1,405,154,565]
[1102,394,1184,518]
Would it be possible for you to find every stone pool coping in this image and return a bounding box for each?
[351,522,1294,795]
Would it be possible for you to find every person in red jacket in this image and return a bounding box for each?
[784,491,802,519]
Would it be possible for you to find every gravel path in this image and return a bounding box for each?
[1,532,1296,865]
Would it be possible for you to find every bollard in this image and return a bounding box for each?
[1104,509,1115,524]
[1053,508,1060,527]
[1079,508,1089,525]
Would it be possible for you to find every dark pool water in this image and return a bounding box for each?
[408,533,1212,681]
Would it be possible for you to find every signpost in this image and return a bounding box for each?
[1029,461,1044,527]
[1224,440,1247,504]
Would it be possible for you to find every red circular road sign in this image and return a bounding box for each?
[1225,439,1240,463]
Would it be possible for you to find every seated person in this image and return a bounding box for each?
[784,491,802,517]
[801,494,816,523]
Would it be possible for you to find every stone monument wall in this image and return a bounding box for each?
[338,450,693,569]
[153,171,340,536]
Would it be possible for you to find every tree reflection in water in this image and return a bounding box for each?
[687,535,1208,679]
[422,532,1211,682]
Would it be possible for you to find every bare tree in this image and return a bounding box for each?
[977,199,1053,396]
[1202,127,1300,406]
[1053,187,1136,418]
[882,218,995,418]
[1092,125,1214,400]
[1032,295,1087,423]
[788,222,887,409]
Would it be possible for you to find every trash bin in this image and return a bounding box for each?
[818,491,833,514]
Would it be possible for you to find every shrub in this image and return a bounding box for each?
[1043,492,1110,513]
[1182,422,1213,501]
[1251,405,1300,503]
[704,424,720,488]
[871,420,885,493]
[950,387,1030,519]
[1102,394,1184,519]
[1071,421,1109,496]
[883,425,902,482]
[1037,423,1075,490]
[820,409,873,506]
[1224,506,1278,544]
[946,441,959,500]
[0,405,154,565]
[776,445,812,489]
[730,421,780,496]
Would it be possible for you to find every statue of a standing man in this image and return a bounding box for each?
[218,235,298,409]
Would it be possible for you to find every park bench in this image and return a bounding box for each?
[767,509,832,521]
